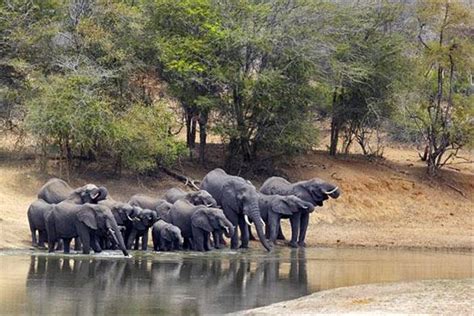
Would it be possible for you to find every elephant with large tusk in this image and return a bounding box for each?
[260,176,340,247]
[201,168,272,251]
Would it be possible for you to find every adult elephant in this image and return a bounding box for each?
[44,202,129,256]
[27,199,52,248]
[98,199,140,249]
[151,220,184,251]
[163,200,234,251]
[260,177,340,247]
[38,178,108,204]
[257,194,314,247]
[129,195,173,219]
[163,188,217,207]
[201,168,272,251]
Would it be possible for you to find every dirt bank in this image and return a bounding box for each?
[0,143,472,250]
[234,278,474,315]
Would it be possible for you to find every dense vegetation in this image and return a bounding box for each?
[1,0,472,175]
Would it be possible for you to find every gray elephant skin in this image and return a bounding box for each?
[27,199,52,248]
[257,194,314,247]
[38,178,108,204]
[152,220,184,251]
[163,200,234,251]
[164,188,217,207]
[44,202,129,256]
[126,208,158,250]
[260,177,340,247]
[98,198,140,249]
[201,168,272,251]
[129,195,173,220]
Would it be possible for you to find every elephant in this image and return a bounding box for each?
[98,199,140,249]
[129,194,166,210]
[201,168,272,251]
[126,207,158,250]
[164,200,235,251]
[128,195,173,219]
[38,178,108,205]
[44,201,129,256]
[151,220,184,251]
[163,188,217,207]
[257,194,314,247]
[27,199,52,248]
[260,177,340,247]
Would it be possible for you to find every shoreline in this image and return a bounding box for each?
[233,278,474,315]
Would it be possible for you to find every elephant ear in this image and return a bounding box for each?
[221,182,240,212]
[191,208,213,232]
[272,197,297,216]
[77,205,98,230]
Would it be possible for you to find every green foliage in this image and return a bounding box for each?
[110,103,187,172]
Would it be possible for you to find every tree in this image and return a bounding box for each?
[412,0,473,175]
[324,1,409,157]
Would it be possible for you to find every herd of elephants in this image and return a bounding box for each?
[27,168,340,256]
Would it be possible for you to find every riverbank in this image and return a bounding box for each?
[0,143,472,251]
[234,278,474,315]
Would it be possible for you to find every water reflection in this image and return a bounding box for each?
[25,250,309,315]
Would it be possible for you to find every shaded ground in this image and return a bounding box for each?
[234,278,474,315]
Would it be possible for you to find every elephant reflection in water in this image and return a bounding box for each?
[26,250,308,314]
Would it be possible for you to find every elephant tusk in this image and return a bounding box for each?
[206,203,213,207]
[323,186,339,195]
[108,228,116,236]
[126,215,133,221]
[244,215,252,226]
[260,218,265,227]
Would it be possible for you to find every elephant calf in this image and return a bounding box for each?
[152,220,184,251]
[166,200,234,251]
[257,194,314,247]
[126,207,158,251]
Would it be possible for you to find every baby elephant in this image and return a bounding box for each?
[152,220,183,251]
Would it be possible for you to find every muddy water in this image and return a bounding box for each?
[0,248,472,315]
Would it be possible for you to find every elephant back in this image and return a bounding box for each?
[260,177,292,195]
[163,188,187,204]
[38,178,73,204]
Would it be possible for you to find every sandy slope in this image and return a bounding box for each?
[233,278,474,315]
[0,142,472,250]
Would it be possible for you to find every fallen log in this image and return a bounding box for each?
[159,167,201,191]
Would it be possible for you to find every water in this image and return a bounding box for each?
[0,247,472,315]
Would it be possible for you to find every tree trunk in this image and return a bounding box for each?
[198,111,208,165]
[329,88,340,156]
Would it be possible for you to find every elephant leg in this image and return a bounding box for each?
[74,237,81,251]
[91,234,102,253]
[298,213,309,247]
[77,225,91,254]
[212,232,224,249]
[38,230,47,248]
[63,238,72,254]
[159,237,167,251]
[268,213,280,244]
[127,230,137,250]
[191,226,205,251]
[141,229,148,251]
[152,232,159,251]
[30,228,37,247]
[55,239,63,251]
[224,214,239,250]
[238,216,249,249]
[204,232,212,251]
[277,225,286,240]
[289,214,300,248]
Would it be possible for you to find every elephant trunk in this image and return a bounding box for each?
[109,221,129,256]
[220,218,235,238]
[248,209,272,251]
